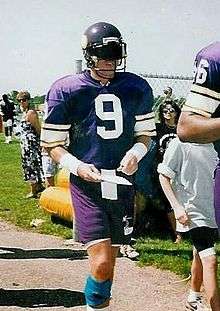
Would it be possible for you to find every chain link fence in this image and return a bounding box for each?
[140,73,194,108]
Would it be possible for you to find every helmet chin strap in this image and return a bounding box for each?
[91,59,116,80]
[93,68,115,80]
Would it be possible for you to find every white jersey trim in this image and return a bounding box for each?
[135,111,155,121]
[184,91,219,116]
[191,84,220,100]
[42,123,71,130]
[134,117,156,136]
[134,130,156,137]
[182,104,211,118]
[41,129,69,147]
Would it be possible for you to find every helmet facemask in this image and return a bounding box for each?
[84,40,127,73]
[81,22,127,75]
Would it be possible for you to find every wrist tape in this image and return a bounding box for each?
[59,153,83,176]
[126,142,148,162]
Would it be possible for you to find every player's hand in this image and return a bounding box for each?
[77,163,101,182]
[174,206,189,226]
[117,153,138,175]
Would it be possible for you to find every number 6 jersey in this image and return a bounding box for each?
[182,41,220,155]
[40,70,156,170]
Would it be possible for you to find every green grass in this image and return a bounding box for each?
[0,133,72,239]
[136,237,192,276]
[1,133,220,281]
[136,236,220,280]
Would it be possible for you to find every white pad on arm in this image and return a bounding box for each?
[59,153,83,176]
[126,142,148,162]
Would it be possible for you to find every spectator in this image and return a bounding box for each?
[40,22,156,310]
[17,91,44,198]
[158,137,220,310]
[154,100,182,242]
[0,94,15,144]
[163,86,173,100]
[133,138,158,238]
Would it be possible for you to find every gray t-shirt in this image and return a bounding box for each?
[157,137,218,232]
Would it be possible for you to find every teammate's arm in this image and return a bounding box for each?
[177,111,220,143]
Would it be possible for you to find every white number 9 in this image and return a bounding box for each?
[95,94,123,139]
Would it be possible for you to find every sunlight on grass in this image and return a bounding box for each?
[0,133,72,239]
[136,237,192,277]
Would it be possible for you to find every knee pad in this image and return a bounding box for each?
[84,275,112,307]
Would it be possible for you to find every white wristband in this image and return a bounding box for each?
[126,142,148,162]
[59,153,83,176]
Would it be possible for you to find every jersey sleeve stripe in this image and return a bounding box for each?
[134,118,156,132]
[40,128,68,147]
[184,90,219,116]
[182,104,211,117]
[42,123,71,130]
[134,129,156,137]
[191,84,220,100]
[40,140,67,148]
[135,111,155,121]
[41,127,69,132]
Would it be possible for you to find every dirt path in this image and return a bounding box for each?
[0,220,190,311]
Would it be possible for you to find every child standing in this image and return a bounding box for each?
[158,137,220,311]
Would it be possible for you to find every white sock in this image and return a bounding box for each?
[187,289,201,302]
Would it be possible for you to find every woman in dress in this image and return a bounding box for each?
[16,91,44,198]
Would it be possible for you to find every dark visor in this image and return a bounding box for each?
[89,42,123,60]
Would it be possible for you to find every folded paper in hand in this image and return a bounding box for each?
[101,175,132,186]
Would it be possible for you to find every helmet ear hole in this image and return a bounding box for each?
[81,22,127,71]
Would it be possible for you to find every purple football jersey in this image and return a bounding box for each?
[42,70,155,169]
[194,41,220,94]
[184,41,220,155]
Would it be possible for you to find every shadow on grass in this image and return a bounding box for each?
[0,288,86,308]
[0,247,87,260]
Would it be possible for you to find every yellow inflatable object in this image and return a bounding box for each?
[55,168,70,188]
[39,168,74,222]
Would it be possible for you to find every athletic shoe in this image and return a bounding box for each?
[120,245,139,259]
[8,136,12,143]
[185,297,210,310]
[25,192,38,199]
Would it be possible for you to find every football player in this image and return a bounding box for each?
[177,42,220,311]
[41,22,156,310]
